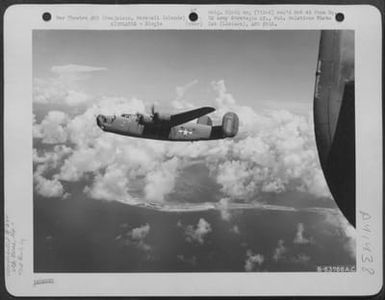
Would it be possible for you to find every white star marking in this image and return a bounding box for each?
[178,128,193,136]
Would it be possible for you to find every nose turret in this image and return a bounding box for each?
[96,114,106,129]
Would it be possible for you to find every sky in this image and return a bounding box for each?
[32,30,356,273]
[33,30,320,114]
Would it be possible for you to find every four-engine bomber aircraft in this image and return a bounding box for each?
[96,106,239,141]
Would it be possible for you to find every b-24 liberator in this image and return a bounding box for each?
[96,106,239,141]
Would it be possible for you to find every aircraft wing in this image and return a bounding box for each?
[170,106,215,127]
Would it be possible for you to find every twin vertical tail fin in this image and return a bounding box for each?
[222,112,239,137]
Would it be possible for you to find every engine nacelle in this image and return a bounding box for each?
[155,112,171,122]
[138,114,153,125]
[222,112,239,137]
[197,116,212,126]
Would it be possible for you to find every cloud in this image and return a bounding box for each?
[177,254,197,266]
[272,223,314,264]
[84,167,132,203]
[183,218,212,244]
[34,176,64,198]
[35,96,179,204]
[343,224,356,260]
[32,114,42,138]
[218,198,231,221]
[33,80,330,207]
[34,97,174,204]
[230,225,240,234]
[205,81,330,201]
[273,239,287,262]
[33,78,68,105]
[115,223,151,252]
[33,145,72,167]
[272,238,313,265]
[211,80,236,107]
[175,80,198,100]
[205,102,330,200]
[144,157,180,203]
[293,223,312,245]
[64,90,90,106]
[216,161,258,199]
[34,165,65,198]
[323,211,356,259]
[244,250,264,271]
[33,111,69,144]
[33,145,73,198]
[172,80,199,110]
[130,223,150,241]
[33,64,106,106]
[51,64,107,74]
[33,78,90,106]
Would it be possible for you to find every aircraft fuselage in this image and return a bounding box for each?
[96,113,232,141]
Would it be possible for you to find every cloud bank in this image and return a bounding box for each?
[33,78,331,208]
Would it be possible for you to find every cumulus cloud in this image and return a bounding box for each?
[172,80,199,110]
[205,108,330,200]
[33,79,330,207]
[272,238,313,265]
[84,167,132,203]
[33,145,72,167]
[183,218,212,244]
[323,211,356,259]
[273,239,287,262]
[293,223,312,245]
[272,224,314,265]
[33,145,72,198]
[33,78,67,105]
[33,78,90,106]
[144,157,180,203]
[34,96,180,204]
[343,224,356,260]
[211,80,236,107]
[244,250,264,271]
[34,64,106,106]
[32,114,42,138]
[33,111,69,144]
[115,223,151,251]
[34,165,65,198]
[131,223,150,241]
[64,90,90,106]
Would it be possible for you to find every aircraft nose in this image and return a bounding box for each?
[96,114,105,129]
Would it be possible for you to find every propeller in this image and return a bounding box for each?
[151,104,158,120]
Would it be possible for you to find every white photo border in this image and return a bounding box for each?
[4,4,383,297]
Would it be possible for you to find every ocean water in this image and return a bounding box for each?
[34,193,355,273]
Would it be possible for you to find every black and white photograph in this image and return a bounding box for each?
[32,29,356,273]
[3,3,383,297]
